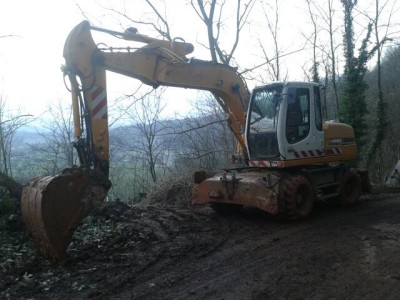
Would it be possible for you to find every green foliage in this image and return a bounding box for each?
[0,226,34,274]
[340,2,377,150]
[0,197,16,230]
[310,62,320,83]
[362,45,400,182]
[365,98,388,166]
[341,0,357,69]
[0,197,15,217]
[0,198,16,230]
[364,38,392,167]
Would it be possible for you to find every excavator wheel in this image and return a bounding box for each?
[339,170,361,207]
[279,174,314,220]
[21,171,106,263]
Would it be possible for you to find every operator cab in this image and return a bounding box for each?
[246,82,324,164]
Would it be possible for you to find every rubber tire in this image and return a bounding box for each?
[210,203,243,214]
[339,171,361,207]
[279,174,314,220]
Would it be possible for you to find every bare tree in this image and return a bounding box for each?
[0,96,32,177]
[28,100,76,176]
[259,0,285,82]
[172,95,235,174]
[113,93,168,188]
[135,96,167,183]
[91,0,173,40]
[313,0,342,120]
[304,0,321,83]
[190,0,255,65]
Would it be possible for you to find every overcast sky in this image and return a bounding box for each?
[0,1,215,121]
[0,0,399,123]
[0,1,84,117]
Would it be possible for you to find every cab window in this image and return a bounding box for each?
[286,88,310,144]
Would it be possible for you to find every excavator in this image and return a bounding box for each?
[21,21,362,263]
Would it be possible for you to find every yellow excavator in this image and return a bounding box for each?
[21,21,362,262]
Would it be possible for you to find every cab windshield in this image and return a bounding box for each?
[247,84,283,159]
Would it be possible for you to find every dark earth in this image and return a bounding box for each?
[1,188,400,299]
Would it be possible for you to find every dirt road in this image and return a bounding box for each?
[1,189,400,299]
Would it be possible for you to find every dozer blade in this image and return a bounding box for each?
[21,172,106,263]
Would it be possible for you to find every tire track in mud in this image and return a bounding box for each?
[130,211,329,299]
[143,196,400,300]
[125,208,318,299]
[163,221,329,299]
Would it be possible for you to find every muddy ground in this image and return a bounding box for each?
[1,188,400,299]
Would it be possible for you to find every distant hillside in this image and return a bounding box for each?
[15,130,45,144]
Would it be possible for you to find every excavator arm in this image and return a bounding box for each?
[64,21,249,161]
[21,21,250,262]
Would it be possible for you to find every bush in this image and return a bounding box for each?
[0,197,17,230]
[139,176,194,208]
[0,197,16,217]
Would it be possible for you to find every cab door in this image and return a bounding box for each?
[280,84,324,160]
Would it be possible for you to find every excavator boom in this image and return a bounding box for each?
[21,21,251,262]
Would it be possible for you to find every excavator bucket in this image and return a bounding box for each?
[21,171,106,263]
